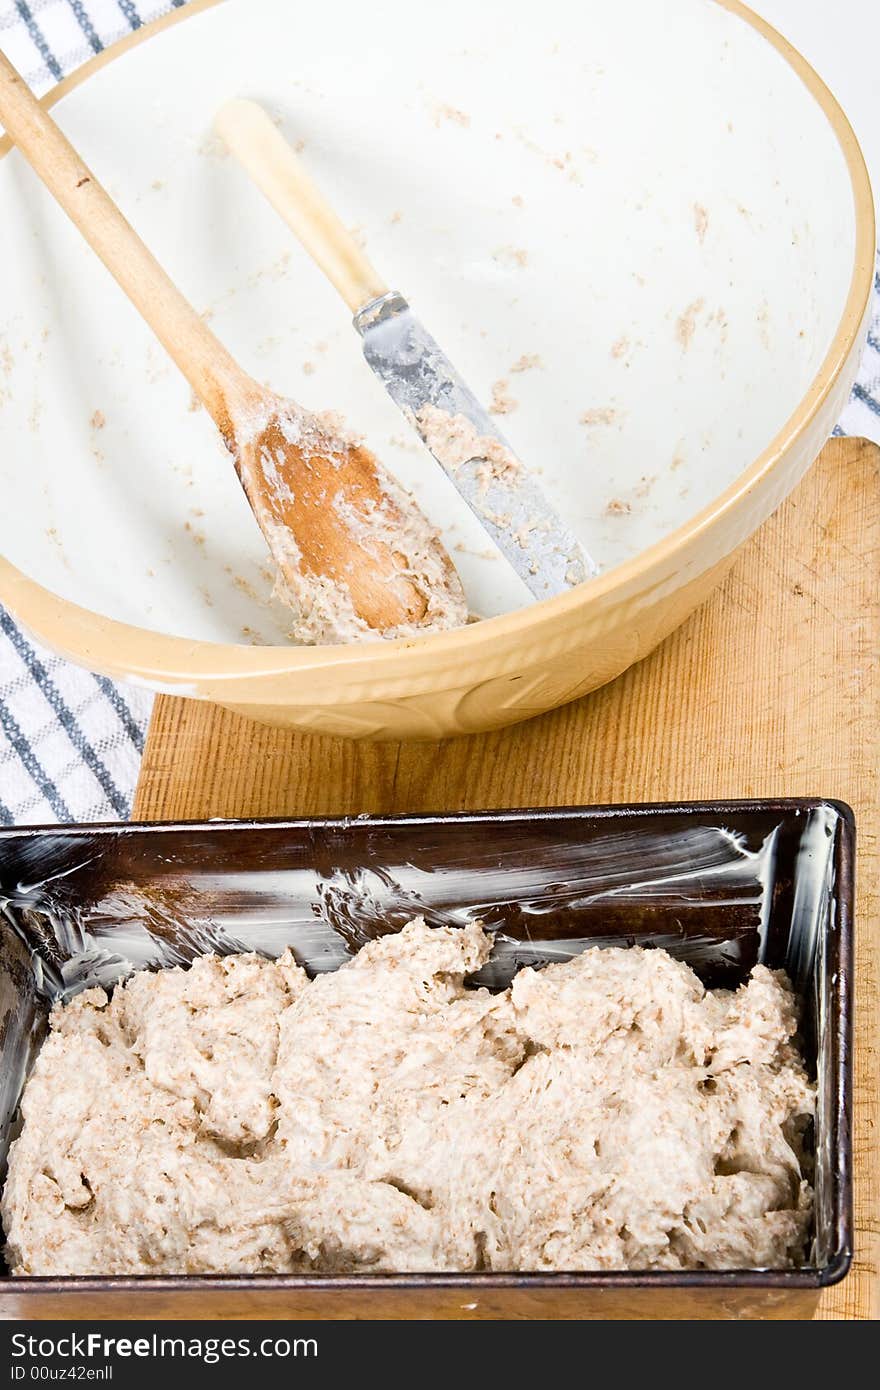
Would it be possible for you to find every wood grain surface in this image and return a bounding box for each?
[134,435,879,1322]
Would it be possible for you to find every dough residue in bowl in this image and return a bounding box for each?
[1,922,815,1276]
[413,403,522,494]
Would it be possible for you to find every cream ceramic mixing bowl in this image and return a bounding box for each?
[0,0,873,738]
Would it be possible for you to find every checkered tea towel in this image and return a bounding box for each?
[0,0,878,828]
[0,0,184,826]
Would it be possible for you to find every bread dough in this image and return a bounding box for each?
[1,922,815,1276]
[413,403,523,494]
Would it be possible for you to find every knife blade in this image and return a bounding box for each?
[355,291,594,597]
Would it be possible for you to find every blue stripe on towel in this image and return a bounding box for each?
[0,609,128,817]
[0,699,72,821]
[92,674,145,753]
[116,0,142,29]
[13,1,63,80]
[65,0,104,53]
[852,382,880,420]
[0,796,14,827]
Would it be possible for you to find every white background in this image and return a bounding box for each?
[753,0,879,220]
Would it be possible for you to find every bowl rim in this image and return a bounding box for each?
[0,0,874,694]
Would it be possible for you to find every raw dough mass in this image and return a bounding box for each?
[2,922,815,1275]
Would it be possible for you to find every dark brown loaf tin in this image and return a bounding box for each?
[0,799,853,1320]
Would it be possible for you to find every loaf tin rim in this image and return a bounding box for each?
[0,797,854,1294]
[0,795,859,838]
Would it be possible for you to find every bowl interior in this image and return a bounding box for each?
[0,0,856,649]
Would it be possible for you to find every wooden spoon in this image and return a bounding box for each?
[0,51,466,643]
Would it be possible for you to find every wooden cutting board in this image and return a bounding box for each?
[135,434,880,1321]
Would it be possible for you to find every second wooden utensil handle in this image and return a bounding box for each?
[215,99,388,315]
[0,48,253,431]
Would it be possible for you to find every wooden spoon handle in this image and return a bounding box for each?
[215,99,388,314]
[0,48,254,434]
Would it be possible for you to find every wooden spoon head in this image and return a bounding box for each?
[231,397,467,644]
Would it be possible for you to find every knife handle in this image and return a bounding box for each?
[215,99,389,315]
